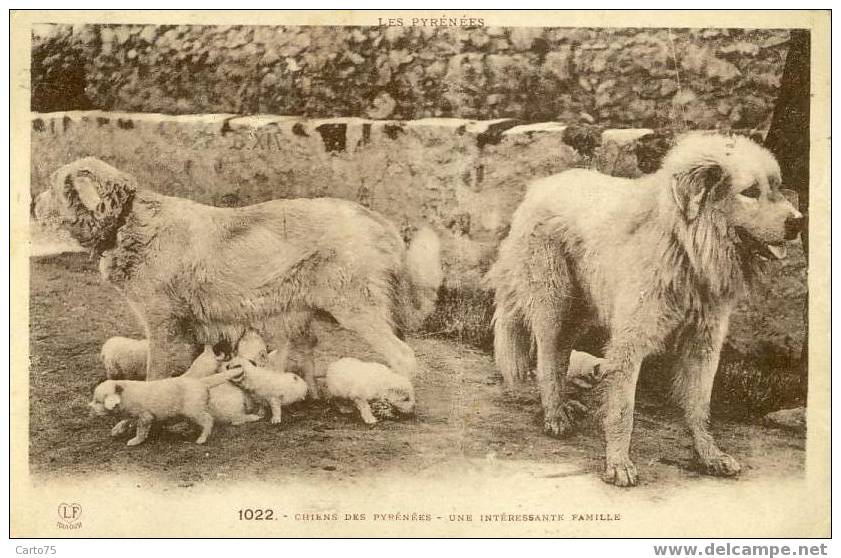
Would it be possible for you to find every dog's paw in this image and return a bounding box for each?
[543,413,573,438]
[602,458,639,487]
[543,401,587,438]
[701,453,741,477]
[110,420,131,437]
[126,437,144,447]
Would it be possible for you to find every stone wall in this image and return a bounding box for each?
[32,24,790,129]
[30,111,806,359]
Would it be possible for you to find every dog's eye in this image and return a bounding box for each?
[740,185,761,199]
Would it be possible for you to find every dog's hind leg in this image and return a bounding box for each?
[532,307,583,438]
[672,317,741,477]
[193,412,214,444]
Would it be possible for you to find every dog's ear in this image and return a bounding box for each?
[671,163,730,221]
[54,158,137,251]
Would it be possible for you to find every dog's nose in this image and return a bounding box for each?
[785,215,805,240]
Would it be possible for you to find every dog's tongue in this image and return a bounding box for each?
[766,243,788,260]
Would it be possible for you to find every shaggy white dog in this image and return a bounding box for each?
[487,133,803,486]
[323,357,416,424]
[34,158,442,389]
[89,370,239,446]
[222,356,309,425]
[100,337,148,380]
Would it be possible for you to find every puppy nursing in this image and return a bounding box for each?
[89,370,239,445]
[223,357,308,425]
[324,357,416,424]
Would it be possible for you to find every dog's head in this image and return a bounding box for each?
[223,356,257,383]
[382,377,416,416]
[236,330,269,367]
[35,158,137,254]
[185,344,228,377]
[663,134,803,261]
[89,380,123,416]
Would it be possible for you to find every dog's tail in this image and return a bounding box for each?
[397,226,443,332]
[200,367,244,388]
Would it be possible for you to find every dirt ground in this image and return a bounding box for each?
[28,251,805,493]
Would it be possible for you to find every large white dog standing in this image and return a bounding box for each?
[487,134,803,486]
[36,158,442,392]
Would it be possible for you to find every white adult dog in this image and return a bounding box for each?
[487,133,803,486]
[35,158,442,393]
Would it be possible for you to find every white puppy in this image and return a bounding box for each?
[181,344,261,426]
[236,329,270,366]
[100,337,148,380]
[566,350,606,390]
[89,370,239,446]
[223,356,308,425]
[324,357,416,425]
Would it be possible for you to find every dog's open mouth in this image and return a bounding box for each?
[735,227,788,260]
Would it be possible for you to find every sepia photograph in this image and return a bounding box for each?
[10,9,831,538]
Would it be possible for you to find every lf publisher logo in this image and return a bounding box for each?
[57,503,82,529]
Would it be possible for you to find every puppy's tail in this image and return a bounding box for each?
[200,367,244,388]
[398,226,443,331]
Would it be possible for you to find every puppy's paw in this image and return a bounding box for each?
[110,420,131,437]
[270,417,283,425]
[603,457,638,487]
[126,437,145,447]
[700,453,741,477]
[361,415,378,425]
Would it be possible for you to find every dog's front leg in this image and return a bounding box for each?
[144,307,190,380]
[353,398,378,425]
[110,419,132,437]
[126,412,154,446]
[600,355,645,487]
[268,398,283,425]
[674,318,741,477]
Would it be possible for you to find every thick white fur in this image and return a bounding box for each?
[223,356,308,425]
[89,370,239,445]
[36,158,443,384]
[100,337,148,380]
[324,357,416,424]
[487,133,802,487]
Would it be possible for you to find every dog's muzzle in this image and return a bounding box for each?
[784,215,805,241]
[735,227,788,261]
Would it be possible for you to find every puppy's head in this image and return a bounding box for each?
[383,378,416,416]
[236,330,268,367]
[663,134,803,260]
[42,157,136,254]
[185,344,227,377]
[89,380,123,416]
[223,356,257,384]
